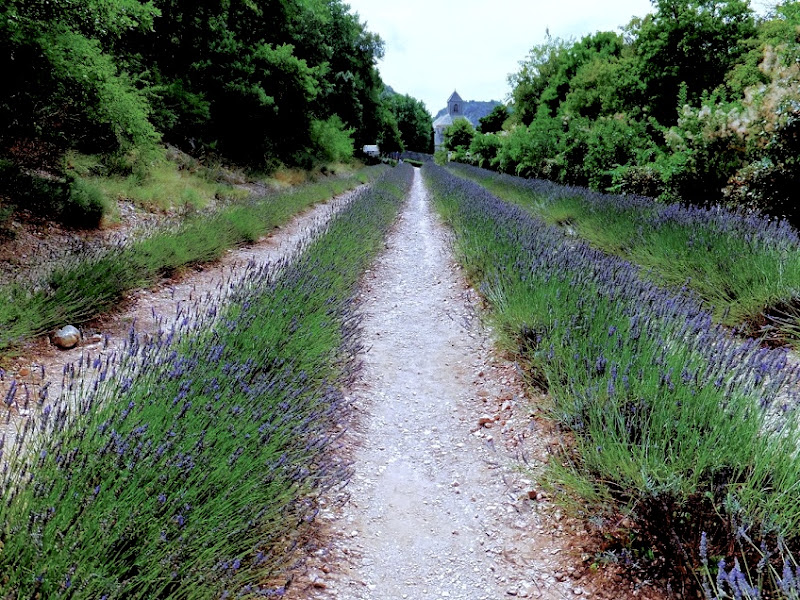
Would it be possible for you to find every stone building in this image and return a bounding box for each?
[433,90,468,151]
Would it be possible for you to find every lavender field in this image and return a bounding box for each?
[424,162,800,598]
[450,162,800,346]
[0,166,413,599]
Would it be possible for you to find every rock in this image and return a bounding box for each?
[52,325,80,349]
[478,415,494,427]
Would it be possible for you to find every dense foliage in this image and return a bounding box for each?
[0,164,414,598]
[0,0,430,221]
[383,91,434,154]
[424,162,800,598]
[465,0,800,222]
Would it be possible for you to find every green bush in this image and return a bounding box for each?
[442,118,475,151]
[65,177,107,227]
[496,112,562,178]
[468,133,502,169]
[310,115,355,163]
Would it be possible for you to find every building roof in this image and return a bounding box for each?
[447,90,463,104]
[432,113,454,129]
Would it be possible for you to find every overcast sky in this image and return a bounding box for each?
[344,0,657,115]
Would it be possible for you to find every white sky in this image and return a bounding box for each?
[344,0,657,115]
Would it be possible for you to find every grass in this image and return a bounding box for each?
[450,163,800,346]
[0,164,414,599]
[0,166,384,358]
[424,163,800,597]
[66,152,251,221]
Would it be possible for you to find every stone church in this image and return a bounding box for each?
[433,91,468,151]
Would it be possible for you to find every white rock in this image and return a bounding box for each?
[52,325,80,349]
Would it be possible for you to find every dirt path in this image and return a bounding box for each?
[0,187,360,443]
[289,169,616,600]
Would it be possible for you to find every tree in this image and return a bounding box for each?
[478,105,509,133]
[509,36,570,125]
[0,0,160,168]
[385,92,433,153]
[443,119,475,151]
[634,0,756,124]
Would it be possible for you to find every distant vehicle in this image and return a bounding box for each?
[362,144,380,157]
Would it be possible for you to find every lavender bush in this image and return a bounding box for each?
[450,162,800,344]
[424,162,800,595]
[0,165,413,598]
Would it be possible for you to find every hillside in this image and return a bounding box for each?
[434,100,501,128]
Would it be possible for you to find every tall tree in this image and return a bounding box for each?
[386,93,433,153]
[478,105,509,133]
[634,0,756,124]
[0,0,160,167]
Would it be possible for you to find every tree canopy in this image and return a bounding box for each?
[469,0,800,221]
[0,0,432,175]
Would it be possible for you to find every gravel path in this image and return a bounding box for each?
[289,169,598,600]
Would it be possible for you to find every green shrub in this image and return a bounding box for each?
[310,115,355,163]
[442,118,475,151]
[65,177,107,228]
[496,112,562,178]
[469,133,502,169]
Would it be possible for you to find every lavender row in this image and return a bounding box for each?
[452,162,800,250]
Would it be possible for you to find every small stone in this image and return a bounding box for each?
[17,367,30,377]
[52,325,80,349]
[478,415,494,427]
